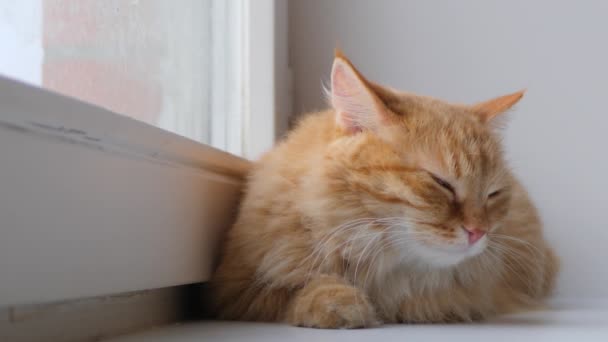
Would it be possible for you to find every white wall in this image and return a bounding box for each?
[290,0,608,300]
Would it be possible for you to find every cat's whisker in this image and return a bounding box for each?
[488,233,544,257]
[362,232,419,290]
[331,230,379,270]
[306,221,387,284]
[356,225,420,287]
[312,218,376,253]
[351,232,384,323]
[353,232,383,285]
[488,240,543,274]
[301,218,378,281]
[487,241,543,294]
[496,247,544,285]
[490,252,536,294]
[481,248,520,293]
[333,219,407,266]
[308,219,413,286]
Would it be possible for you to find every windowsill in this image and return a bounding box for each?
[0,75,251,307]
[110,300,608,341]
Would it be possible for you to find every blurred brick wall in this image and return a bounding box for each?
[42,0,161,125]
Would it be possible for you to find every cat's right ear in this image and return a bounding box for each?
[330,51,392,133]
[471,90,525,124]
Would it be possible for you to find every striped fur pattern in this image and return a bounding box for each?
[209,52,558,328]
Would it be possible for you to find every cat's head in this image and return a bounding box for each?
[323,50,522,268]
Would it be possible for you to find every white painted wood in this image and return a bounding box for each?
[242,0,292,160]
[0,76,251,307]
[210,0,246,156]
[108,301,608,342]
[0,287,182,342]
[243,0,275,160]
[274,0,293,140]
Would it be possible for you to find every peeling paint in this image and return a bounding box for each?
[0,121,28,133]
[30,121,98,141]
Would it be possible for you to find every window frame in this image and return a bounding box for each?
[242,0,291,159]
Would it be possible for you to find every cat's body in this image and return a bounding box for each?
[209,52,558,328]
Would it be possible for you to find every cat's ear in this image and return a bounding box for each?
[471,90,525,124]
[330,50,393,133]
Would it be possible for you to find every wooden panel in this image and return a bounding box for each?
[0,76,250,306]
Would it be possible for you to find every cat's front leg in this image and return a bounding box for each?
[286,274,380,329]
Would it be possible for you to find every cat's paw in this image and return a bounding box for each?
[288,283,380,329]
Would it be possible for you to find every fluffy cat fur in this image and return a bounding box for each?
[209,51,558,328]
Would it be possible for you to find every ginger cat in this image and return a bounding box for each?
[209,51,558,328]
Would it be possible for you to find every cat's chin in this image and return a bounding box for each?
[405,237,488,269]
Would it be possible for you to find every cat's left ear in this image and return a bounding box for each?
[471,90,525,124]
[330,50,394,133]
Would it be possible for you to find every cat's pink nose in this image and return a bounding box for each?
[463,227,486,245]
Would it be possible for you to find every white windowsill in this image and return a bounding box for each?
[0,75,251,307]
[110,300,608,341]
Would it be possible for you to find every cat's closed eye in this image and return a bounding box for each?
[430,174,455,195]
[488,189,502,199]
